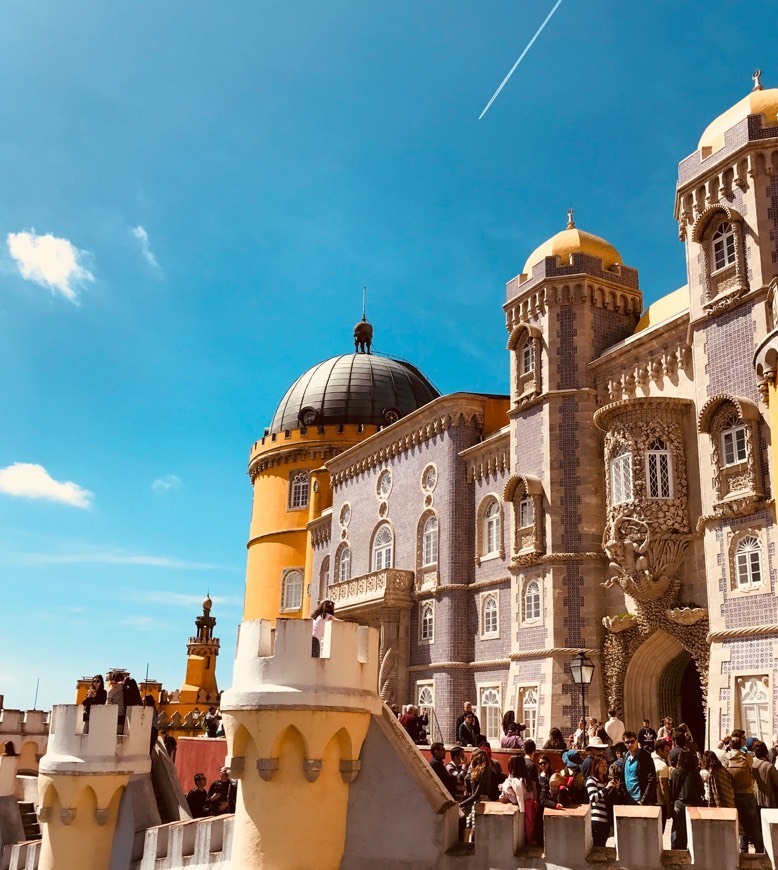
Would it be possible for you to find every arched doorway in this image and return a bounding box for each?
[623,629,705,742]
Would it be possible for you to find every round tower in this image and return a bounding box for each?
[36,704,152,870]
[220,617,381,869]
[243,321,439,623]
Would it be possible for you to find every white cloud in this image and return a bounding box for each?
[138,590,243,608]
[152,474,181,493]
[0,463,93,508]
[7,230,94,303]
[123,615,155,629]
[132,225,159,269]
[12,551,224,570]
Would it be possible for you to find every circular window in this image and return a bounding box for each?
[340,503,351,528]
[421,464,437,493]
[382,408,400,425]
[377,469,392,500]
[299,407,318,427]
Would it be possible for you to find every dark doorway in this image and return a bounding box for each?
[657,650,706,748]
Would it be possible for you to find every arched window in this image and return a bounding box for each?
[735,536,763,590]
[281,570,303,611]
[721,417,748,466]
[372,524,393,571]
[518,495,533,528]
[521,687,538,740]
[319,555,330,601]
[483,500,500,556]
[336,544,351,583]
[479,687,501,745]
[420,601,434,642]
[289,471,309,509]
[646,439,673,499]
[610,447,633,505]
[482,594,498,637]
[524,580,541,622]
[712,222,736,271]
[422,515,438,566]
[521,341,535,375]
[739,677,770,740]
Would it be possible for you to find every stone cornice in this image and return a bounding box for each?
[407,659,511,672]
[509,647,599,661]
[593,396,694,431]
[327,393,499,485]
[707,624,778,643]
[307,514,332,547]
[415,576,512,597]
[460,429,510,482]
[504,265,642,310]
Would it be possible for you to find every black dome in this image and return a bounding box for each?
[269,354,439,434]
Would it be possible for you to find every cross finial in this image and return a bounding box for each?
[566,207,575,229]
[362,285,367,321]
[753,69,763,92]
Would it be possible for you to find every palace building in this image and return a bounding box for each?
[245,75,778,750]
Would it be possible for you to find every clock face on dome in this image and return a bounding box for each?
[377,469,392,499]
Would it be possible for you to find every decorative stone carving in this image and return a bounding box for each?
[602,614,638,633]
[666,607,708,626]
[327,569,414,612]
[256,759,279,782]
[339,759,361,783]
[303,759,323,782]
[95,808,110,826]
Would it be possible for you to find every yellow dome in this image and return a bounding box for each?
[698,86,778,155]
[634,285,689,334]
[523,225,621,277]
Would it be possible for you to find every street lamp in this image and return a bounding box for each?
[569,650,595,724]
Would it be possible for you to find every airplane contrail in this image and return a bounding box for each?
[479,0,566,120]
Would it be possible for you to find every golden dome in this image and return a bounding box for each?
[523,213,621,277]
[634,285,689,334]
[698,84,778,155]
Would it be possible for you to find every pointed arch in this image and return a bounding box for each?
[271,723,310,762]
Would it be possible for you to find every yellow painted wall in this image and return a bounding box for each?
[769,382,778,499]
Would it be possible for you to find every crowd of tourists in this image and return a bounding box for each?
[422,703,778,854]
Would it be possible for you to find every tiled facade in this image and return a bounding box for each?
[288,84,778,750]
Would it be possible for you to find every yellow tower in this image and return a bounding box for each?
[243,323,439,623]
[221,617,381,869]
[36,705,152,870]
[179,594,220,701]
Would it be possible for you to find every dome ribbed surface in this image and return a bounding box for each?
[269,354,439,434]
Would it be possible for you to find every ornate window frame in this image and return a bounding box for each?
[727,527,767,594]
[522,578,542,624]
[419,601,434,644]
[645,438,673,499]
[507,321,543,407]
[417,680,435,725]
[476,495,504,564]
[288,469,310,511]
[318,555,330,603]
[335,542,351,583]
[415,510,440,594]
[280,568,304,612]
[691,204,748,314]
[477,684,502,747]
[735,674,771,741]
[609,447,634,506]
[480,591,500,639]
[504,474,543,564]
[376,468,393,501]
[518,686,539,741]
[371,522,394,571]
[699,394,763,516]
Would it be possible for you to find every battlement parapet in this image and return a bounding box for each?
[131,814,233,870]
[39,705,151,776]
[0,754,19,797]
[221,618,381,714]
[0,709,49,735]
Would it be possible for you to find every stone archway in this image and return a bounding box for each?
[623,629,686,729]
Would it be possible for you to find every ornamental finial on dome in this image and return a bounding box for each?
[753,69,763,92]
[567,207,575,229]
[353,286,373,354]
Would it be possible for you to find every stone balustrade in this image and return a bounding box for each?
[131,815,233,869]
[326,568,414,613]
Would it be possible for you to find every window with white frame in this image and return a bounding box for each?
[289,471,310,509]
[483,499,500,556]
[422,515,438,566]
[521,342,535,375]
[738,676,770,740]
[735,535,763,590]
[524,580,541,622]
[372,524,394,571]
[610,448,633,505]
[481,593,499,637]
[646,439,673,499]
[721,423,748,466]
[521,687,539,740]
[281,570,303,611]
[319,556,330,601]
[419,601,434,643]
[519,494,533,528]
[712,222,736,272]
[337,544,351,582]
[417,683,435,734]
[479,687,502,744]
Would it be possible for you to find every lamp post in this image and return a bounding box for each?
[569,650,595,724]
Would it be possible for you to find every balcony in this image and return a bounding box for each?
[327,568,414,614]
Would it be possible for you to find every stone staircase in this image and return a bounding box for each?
[17,801,40,841]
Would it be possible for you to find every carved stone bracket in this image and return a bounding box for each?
[256,758,279,782]
[666,607,708,626]
[60,808,77,826]
[340,759,361,783]
[602,614,638,633]
[95,808,110,826]
[303,759,323,782]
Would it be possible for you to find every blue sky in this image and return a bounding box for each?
[0,1,769,710]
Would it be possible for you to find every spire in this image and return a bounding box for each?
[753,69,763,92]
[353,286,373,354]
[566,207,575,229]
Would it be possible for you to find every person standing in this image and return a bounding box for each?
[399,705,428,744]
[206,767,236,815]
[82,675,107,734]
[604,709,625,746]
[669,749,705,849]
[205,706,221,738]
[186,773,209,818]
[311,599,336,657]
[458,712,480,747]
[586,754,619,847]
[723,729,765,854]
[638,719,657,753]
[652,738,672,822]
[657,717,674,742]
[751,740,778,817]
[429,742,458,798]
[500,721,525,749]
[701,750,734,809]
[106,672,126,734]
[622,731,656,806]
[445,747,467,801]
[455,702,481,742]
[161,730,177,762]
[460,749,493,842]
